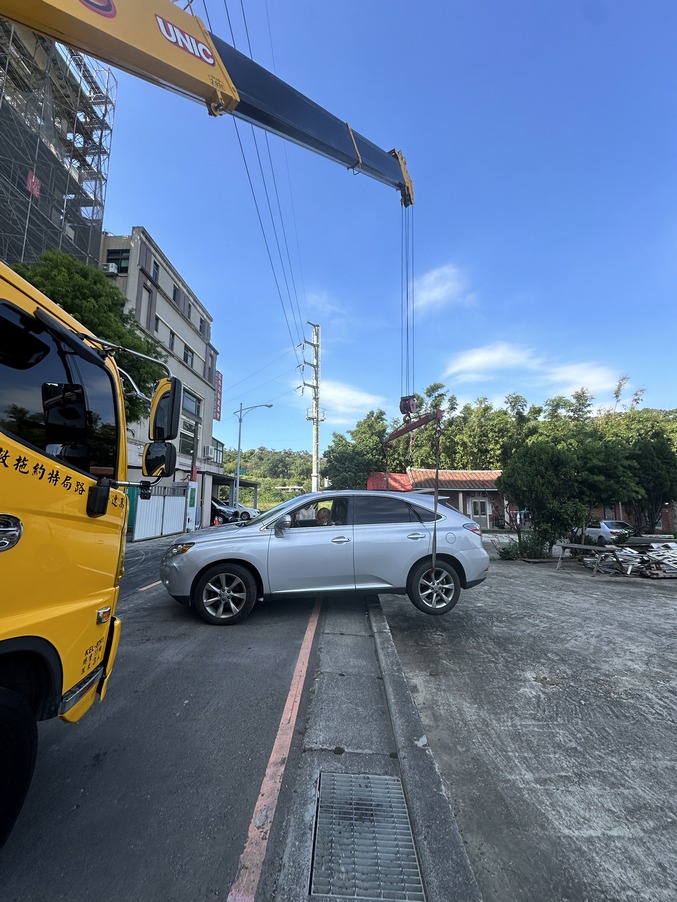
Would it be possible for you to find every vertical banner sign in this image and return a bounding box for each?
[214,370,223,421]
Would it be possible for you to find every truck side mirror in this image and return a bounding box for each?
[142,441,177,479]
[149,376,182,441]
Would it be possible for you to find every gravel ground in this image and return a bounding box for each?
[382,548,677,902]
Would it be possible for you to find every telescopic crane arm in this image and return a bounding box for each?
[0,0,414,206]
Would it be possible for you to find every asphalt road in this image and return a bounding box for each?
[383,549,677,902]
[0,536,319,900]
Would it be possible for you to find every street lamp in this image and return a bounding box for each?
[234,402,273,505]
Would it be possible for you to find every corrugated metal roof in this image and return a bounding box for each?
[408,468,501,491]
[367,470,502,492]
[366,472,413,491]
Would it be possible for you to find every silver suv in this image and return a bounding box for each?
[160,490,490,625]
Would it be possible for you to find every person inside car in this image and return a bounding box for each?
[316,507,332,526]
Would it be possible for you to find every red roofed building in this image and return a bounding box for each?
[367,468,514,530]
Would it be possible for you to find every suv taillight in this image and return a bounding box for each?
[463,522,482,537]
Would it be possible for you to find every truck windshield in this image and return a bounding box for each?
[0,301,118,477]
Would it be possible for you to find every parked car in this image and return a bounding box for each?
[210,499,239,525]
[572,519,635,546]
[231,502,259,521]
[161,490,490,625]
[210,499,260,524]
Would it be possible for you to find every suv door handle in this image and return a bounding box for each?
[407,532,427,540]
[0,515,23,551]
[331,536,351,544]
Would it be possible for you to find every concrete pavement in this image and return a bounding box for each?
[265,595,482,902]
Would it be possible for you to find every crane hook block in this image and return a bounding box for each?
[399,395,418,418]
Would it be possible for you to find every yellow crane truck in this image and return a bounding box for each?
[0,0,413,844]
[0,261,181,844]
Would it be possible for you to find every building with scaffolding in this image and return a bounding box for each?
[0,20,115,265]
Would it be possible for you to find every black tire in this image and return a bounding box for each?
[216,515,226,526]
[407,559,461,615]
[597,536,606,547]
[239,512,250,521]
[0,688,38,847]
[192,563,257,625]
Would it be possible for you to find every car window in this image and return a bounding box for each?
[409,503,440,523]
[353,495,418,525]
[288,498,350,527]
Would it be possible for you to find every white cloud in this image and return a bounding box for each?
[414,264,475,313]
[445,342,542,382]
[443,342,624,403]
[544,363,619,397]
[307,289,345,319]
[321,380,385,424]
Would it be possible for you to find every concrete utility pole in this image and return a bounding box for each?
[303,322,323,492]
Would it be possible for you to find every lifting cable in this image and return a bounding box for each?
[385,204,445,576]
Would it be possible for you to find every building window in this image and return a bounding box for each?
[168,331,175,351]
[105,248,130,274]
[172,284,180,304]
[186,302,192,321]
[154,315,159,332]
[182,389,202,418]
[151,259,159,282]
[179,419,197,456]
[183,345,194,368]
[179,431,195,456]
[199,316,206,335]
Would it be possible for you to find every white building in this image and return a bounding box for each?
[100,226,224,531]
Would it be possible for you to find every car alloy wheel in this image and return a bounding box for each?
[192,563,256,625]
[407,559,461,615]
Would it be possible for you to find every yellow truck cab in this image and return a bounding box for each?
[0,261,180,845]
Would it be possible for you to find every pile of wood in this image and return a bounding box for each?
[581,543,677,578]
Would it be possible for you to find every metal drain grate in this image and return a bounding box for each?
[310,772,425,901]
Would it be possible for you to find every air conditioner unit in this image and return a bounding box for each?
[203,445,216,460]
[101,262,118,275]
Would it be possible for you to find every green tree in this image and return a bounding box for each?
[497,441,587,550]
[625,433,677,533]
[14,250,166,423]
[324,433,375,489]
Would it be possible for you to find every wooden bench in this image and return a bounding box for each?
[555,543,628,576]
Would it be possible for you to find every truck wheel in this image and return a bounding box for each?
[407,560,461,615]
[192,563,257,625]
[0,688,38,847]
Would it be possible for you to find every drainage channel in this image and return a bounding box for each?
[310,772,426,901]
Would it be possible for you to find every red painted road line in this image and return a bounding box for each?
[226,598,322,902]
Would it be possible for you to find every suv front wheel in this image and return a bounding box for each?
[192,563,257,625]
[407,559,461,615]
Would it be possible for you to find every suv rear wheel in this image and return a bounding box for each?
[407,560,461,615]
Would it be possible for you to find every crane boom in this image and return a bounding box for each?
[0,0,413,205]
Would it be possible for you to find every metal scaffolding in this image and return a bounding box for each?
[0,19,116,265]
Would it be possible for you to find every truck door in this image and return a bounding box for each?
[0,299,126,707]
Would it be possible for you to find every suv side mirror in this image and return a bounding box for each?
[275,514,293,535]
[149,376,182,441]
[142,441,177,479]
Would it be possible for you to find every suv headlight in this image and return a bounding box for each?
[164,542,194,560]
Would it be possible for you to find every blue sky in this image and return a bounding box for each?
[102,0,677,454]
